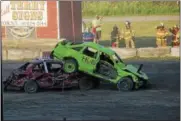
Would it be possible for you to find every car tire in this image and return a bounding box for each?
[63,59,78,74]
[3,76,13,92]
[117,77,134,91]
[93,80,101,89]
[78,77,94,90]
[2,82,7,92]
[142,80,151,89]
[24,80,38,93]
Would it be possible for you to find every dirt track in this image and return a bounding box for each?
[2,59,180,120]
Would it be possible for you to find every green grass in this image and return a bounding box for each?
[100,21,179,38]
[3,20,179,49]
[82,1,180,17]
[85,20,179,48]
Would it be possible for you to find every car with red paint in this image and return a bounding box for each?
[3,58,80,93]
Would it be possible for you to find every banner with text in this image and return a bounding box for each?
[1,1,47,27]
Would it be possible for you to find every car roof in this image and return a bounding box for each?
[82,42,115,55]
[30,58,63,64]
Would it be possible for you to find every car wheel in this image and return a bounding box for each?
[63,59,78,73]
[117,77,134,91]
[24,80,38,93]
[142,80,151,89]
[78,77,94,90]
[2,82,7,92]
[93,80,101,89]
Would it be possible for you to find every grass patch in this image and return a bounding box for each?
[89,20,180,39]
[86,20,179,47]
[3,20,179,49]
[82,1,180,17]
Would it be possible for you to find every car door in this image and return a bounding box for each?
[35,62,54,88]
[79,46,100,73]
[98,52,118,79]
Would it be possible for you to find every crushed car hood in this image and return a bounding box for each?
[123,64,148,80]
[117,62,126,69]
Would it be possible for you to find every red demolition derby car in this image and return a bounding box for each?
[3,58,80,93]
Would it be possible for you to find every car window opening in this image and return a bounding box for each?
[32,63,45,73]
[113,53,123,63]
[100,53,114,66]
[19,63,31,70]
[83,47,98,59]
[46,63,62,74]
[72,47,83,51]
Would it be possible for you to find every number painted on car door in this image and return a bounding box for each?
[82,55,97,65]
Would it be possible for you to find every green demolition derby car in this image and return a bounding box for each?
[50,40,150,91]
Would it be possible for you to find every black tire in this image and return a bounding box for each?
[78,77,94,90]
[63,59,78,74]
[142,80,151,89]
[2,82,7,92]
[24,80,38,93]
[97,61,117,79]
[117,77,134,91]
[93,80,101,89]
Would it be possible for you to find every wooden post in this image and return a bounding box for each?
[58,1,82,42]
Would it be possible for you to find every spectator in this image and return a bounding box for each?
[155,23,169,47]
[92,15,103,43]
[110,25,121,48]
[83,27,94,42]
[122,21,135,48]
[169,25,180,47]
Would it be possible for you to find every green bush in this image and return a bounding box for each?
[82,1,180,17]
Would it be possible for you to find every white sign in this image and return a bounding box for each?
[1,1,47,27]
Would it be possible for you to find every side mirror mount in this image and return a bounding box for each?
[137,64,143,73]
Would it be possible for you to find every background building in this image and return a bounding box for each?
[1,1,82,42]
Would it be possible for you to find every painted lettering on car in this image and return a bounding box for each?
[82,56,96,65]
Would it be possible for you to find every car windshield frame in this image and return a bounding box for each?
[112,53,124,63]
[18,62,30,70]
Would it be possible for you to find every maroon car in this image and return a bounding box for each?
[3,58,80,93]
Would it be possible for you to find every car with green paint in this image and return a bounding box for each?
[50,40,150,91]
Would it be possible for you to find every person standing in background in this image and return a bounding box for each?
[92,15,103,43]
[155,23,169,47]
[122,21,135,48]
[83,27,94,42]
[169,25,180,47]
[110,25,121,48]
